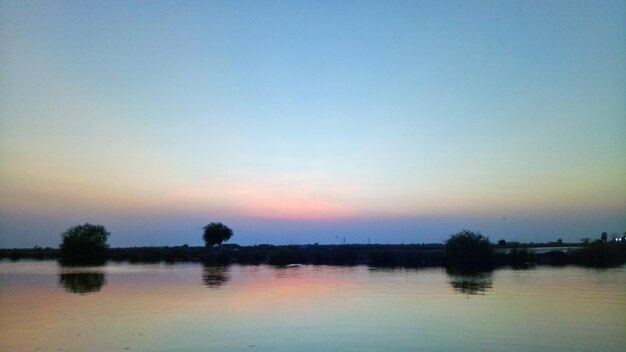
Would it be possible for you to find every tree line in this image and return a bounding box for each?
[1,223,624,269]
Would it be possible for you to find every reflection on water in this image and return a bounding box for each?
[58,268,106,294]
[1,261,625,352]
[202,265,230,288]
[446,268,493,295]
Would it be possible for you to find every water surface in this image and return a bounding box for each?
[1,261,624,351]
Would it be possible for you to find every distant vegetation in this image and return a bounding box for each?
[107,243,446,267]
[59,224,110,265]
[505,247,536,269]
[571,241,625,267]
[2,226,624,269]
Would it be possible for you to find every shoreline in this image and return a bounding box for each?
[2,242,624,269]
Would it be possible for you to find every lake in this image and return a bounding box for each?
[1,261,624,352]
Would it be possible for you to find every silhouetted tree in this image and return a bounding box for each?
[601,232,608,243]
[497,239,506,247]
[60,223,110,264]
[445,230,494,270]
[557,238,563,244]
[203,222,233,248]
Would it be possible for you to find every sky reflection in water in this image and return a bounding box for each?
[0,261,624,351]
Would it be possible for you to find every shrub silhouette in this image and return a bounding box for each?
[445,230,494,270]
[574,241,625,267]
[203,222,233,248]
[508,247,535,268]
[60,223,110,264]
[369,249,403,267]
[201,247,231,265]
[268,247,297,266]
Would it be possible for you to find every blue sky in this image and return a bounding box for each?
[1,0,625,247]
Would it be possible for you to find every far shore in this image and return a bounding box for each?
[2,241,624,269]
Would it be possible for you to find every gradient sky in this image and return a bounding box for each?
[1,0,625,247]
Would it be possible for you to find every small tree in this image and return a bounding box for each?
[203,222,233,248]
[445,230,494,270]
[60,223,110,264]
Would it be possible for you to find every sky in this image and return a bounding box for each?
[1,0,625,248]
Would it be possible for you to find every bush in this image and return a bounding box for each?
[202,248,231,265]
[369,249,403,267]
[268,247,297,266]
[508,248,535,268]
[573,242,626,267]
[60,223,110,264]
[445,230,494,270]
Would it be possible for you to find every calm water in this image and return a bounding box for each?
[1,261,624,352]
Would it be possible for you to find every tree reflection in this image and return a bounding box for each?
[59,271,106,294]
[446,268,493,296]
[202,265,230,288]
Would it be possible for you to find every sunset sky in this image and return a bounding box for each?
[1,0,624,247]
